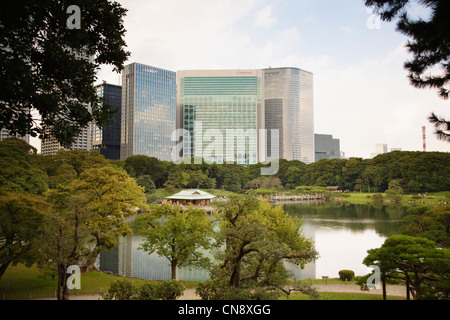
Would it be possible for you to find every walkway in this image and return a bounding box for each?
[38,284,407,300]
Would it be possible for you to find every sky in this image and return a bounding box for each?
[92,0,449,159]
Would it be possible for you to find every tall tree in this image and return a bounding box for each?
[206,194,318,299]
[0,192,50,279]
[72,166,148,269]
[40,185,90,300]
[135,203,213,280]
[364,235,450,300]
[364,0,450,141]
[38,165,147,300]
[0,0,130,147]
[0,138,48,195]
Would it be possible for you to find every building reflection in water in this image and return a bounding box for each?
[99,223,317,281]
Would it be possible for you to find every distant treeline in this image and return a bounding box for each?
[114,151,450,194]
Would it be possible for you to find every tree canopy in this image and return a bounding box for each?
[364,235,450,300]
[196,194,318,300]
[0,0,130,147]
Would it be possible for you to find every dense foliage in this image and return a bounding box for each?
[0,0,130,147]
[116,151,450,194]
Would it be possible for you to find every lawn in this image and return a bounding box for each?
[0,264,197,300]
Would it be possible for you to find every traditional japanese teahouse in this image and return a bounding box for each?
[165,189,216,207]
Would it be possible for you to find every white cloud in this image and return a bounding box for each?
[94,0,450,159]
[313,43,450,158]
[253,5,278,29]
[341,26,352,33]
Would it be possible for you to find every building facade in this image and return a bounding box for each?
[92,81,122,160]
[40,48,94,156]
[176,69,264,165]
[314,134,340,161]
[0,129,30,144]
[370,143,388,158]
[40,123,92,155]
[263,67,315,164]
[121,63,176,161]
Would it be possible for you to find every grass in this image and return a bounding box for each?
[0,264,195,300]
[1,265,405,300]
[335,192,450,205]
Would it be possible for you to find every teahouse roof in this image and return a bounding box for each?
[165,189,216,200]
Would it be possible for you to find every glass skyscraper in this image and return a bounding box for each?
[121,63,176,161]
[93,81,122,160]
[264,67,315,164]
[176,70,264,165]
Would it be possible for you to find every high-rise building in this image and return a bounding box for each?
[40,123,92,156]
[370,143,388,158]
[40,48,94,156]
[176,69,264,165]
[0,129,30,144]
[263,67,315,163]
[121,63,176,161]
[314,134,340,161]
[92,81,122,160]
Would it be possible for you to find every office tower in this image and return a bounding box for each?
[40,48,94,156]
[263,67,315,164]
[370,143,388,158]
[92,81,122,160]
[177,69,264,165]
[40,124,92,155]
[0,129,30,144]
[314,134,341,161]
[121,63,176,161]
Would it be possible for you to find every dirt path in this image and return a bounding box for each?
[38,284,407,300]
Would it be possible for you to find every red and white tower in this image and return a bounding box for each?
[422,126,426,152]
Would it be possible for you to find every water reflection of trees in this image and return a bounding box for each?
[283,202,409,238]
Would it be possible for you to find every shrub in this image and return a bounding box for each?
[371,193,384,202]
[102,279,185,300]
[338,270,355,281]
[153,280,185,300]
[102,279,138,300]
[136,282,157,300]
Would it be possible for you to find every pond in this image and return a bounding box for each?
[98,202,409,281]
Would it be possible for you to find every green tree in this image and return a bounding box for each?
[364,235,450,300]
[73,166,148,269]
[400,206,450,248]
[136,175,156,194]
[206,194,318,299]
[385,179,403,203]
[135,203,213,280]
[123,155,167,187]
[364,0,450,141]
[40,185,91,300]
[38,165,147,300]
[0,192,50,279]
[0,0,130,147]
[0,138,48,195]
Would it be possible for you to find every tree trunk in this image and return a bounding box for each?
[0,261,11,280]
[230,261,241,288]
[406,281,411,300]
[171,259,178,280]
[382,277,386,301]
[57,263,70,300]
